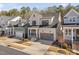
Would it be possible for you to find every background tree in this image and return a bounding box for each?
[32,7,38,12]
[8,9,19,16]
[20,7,27,19]
[26,7,32,19]
[57,5,65,24]
[0,11,8,16]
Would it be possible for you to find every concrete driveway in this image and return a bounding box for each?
[0,45,29,55]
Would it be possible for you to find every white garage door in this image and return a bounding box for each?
[15,32,23,38]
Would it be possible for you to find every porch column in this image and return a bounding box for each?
[36,29,38,38]
[13,27,14,36]
[28,29,30,38]
[63,29,65,40]
[54,29,56,41]
[71,28,73,49]
[75,29,76,40]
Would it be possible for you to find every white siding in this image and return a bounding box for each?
[64,9,79,24]
[29,13,42,25]
[15,31,24,38]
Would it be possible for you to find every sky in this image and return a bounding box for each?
[0,3,79,11]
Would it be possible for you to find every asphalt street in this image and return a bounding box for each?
[0,45,29,55]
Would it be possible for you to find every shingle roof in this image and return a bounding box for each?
[29,23,58,28]
[41,13,59,19]
[0,16,17,21]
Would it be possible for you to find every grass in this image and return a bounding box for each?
[16,40,32,46]
[8,43,26,50]
[48,46,74,55]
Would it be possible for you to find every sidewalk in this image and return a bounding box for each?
[0,37,74,55]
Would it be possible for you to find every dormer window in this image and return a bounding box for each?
[72,17,76,22]
[73,19,75,22]
[32,21,36,26]
[33,14,35,17]
[69,17,76,22]
[64,17,67,19]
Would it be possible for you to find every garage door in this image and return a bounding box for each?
[15,32,23,39]
[40,33,54,41]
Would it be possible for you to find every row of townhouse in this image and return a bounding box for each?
[0,9,79,51]
[27,9,79,51]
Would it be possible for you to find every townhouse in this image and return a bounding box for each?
[28,12,62,45]
[63,9,79,50]
[14,20,30,39]
[6,16,22,37]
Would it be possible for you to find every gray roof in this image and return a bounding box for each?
[29,23,58,28]
[64,9,79,17]
[50,13,59,27]
[41,13,59,19]
[63,24,79,27]
[15,27,25,31]
[0,16,17,21]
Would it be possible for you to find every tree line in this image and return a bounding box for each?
[0,4,79,19]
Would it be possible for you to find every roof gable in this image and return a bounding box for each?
[64,9,79,17]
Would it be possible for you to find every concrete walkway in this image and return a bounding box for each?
[0,37,72,55]
[22,42,49,55]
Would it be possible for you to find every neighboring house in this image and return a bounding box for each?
[28,12,62,45]
[0,16,22,37]
[63,9,79,50]
[0,16,16,28]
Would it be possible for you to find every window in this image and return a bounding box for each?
[73,17,75,22]
[32,21,36,26]
[42,20,49,26]
[33,14,35,17]
[70,19,72,22]
[69,29,71,35]
[73,19,75,22]
[69,17,76,22]
[65,29,68,35]
[64,17,67,19]
[65,29,71,35]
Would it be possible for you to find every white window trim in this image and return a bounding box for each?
[65,29,71,35]
[69,16,76,23]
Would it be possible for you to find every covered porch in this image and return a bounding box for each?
[28,27,39,41]
[63,26,79,50]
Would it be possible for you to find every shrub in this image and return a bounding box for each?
[62,43,68,49]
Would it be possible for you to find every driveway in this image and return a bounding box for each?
[0,45,29,55]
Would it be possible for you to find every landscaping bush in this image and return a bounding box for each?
[62,43,68,49]
[57,50,66,54]
[62,43,72,52]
